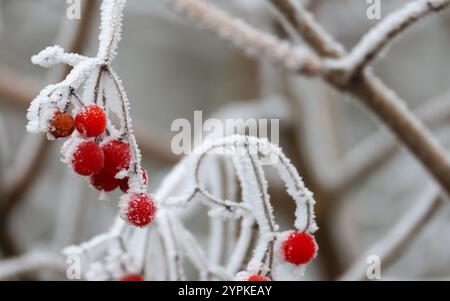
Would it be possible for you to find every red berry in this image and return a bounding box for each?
[282,232,317,265]
[247,275,271,281]
[75,104,107,138]
[120,193,157,228]
[90,171,119,192]
[49,111,75,138]
[71,141,104,176]
[120,274,143,281]
[119,168,148,193]
[101,140,131,174]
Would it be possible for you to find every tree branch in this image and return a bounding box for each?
[338,186,443,281]
[0,250,65,280]
[0,0,97,258]
[269,0,450,196]
[326,0,450,77]
[165,0,322,75]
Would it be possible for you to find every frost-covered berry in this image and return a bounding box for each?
[101,140,131,174]
[75,104,107,138]
[119,168,148,193]
[120,274,143,281]
[91,171,119,192]
[49,111,75,138]
[282,232,317,265]
[247,275,271,281]
[119,193,157,228]
[71,141,104,176]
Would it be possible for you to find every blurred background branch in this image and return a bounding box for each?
[0,0,449,280]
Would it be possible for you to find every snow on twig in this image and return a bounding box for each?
[325,0,450,77]
[165,0,322,75]
[70,135,318,280]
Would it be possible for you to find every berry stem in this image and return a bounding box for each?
[105,68,145,191]
[70,87,87,108]
[92,66,106,105]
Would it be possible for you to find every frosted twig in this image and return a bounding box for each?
[226,217,255,274]
[98,0,126,64]
[270,0,450,196]
[165,0,322,75]
[328,91,450,195]
[72,135,318,280]
[0,250,65,280]
[169,214,232,280]
[325,0,450,78]
[338,186,443,281]
[157,210,185,280]
[31,45,88,69]
[269,0,346,58]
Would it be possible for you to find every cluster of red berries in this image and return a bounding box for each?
[49,103,156,228]
[49,104,107,139]
[282,231,317,266]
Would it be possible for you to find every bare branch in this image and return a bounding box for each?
[270,0,450,196]
[338,186,443,281]
[269,0,346,58]
[0,250,65,280]
[0,65,41,108]
[323,91,450,196]
[0,0,97,258]
[165,0,323,75]
[326,0,450,77]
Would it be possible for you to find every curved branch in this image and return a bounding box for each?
[165,0,322,75]
[0,250,65,280]
[0,0,97,258]
[338,186,443,281]
[326,0,450,77]
[270,0,450,196]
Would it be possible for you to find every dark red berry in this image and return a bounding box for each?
[247,275,271,281]
[75,104,107,138]
[120,274,143,281]
[120,193,157,228]
[90,171,119,192]
[119,168,148,193]
[71,141,104,176]
[282,232,317,265]
[49,111,75,138]
[101,140,131,174]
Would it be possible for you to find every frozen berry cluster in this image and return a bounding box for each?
[49,102,156,228]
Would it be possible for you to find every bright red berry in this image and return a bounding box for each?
[71,141,104,176]
[75,104,107,138]
[49,111,75,138]
[282,232,317,265]
[90,171,119,192]
[247,275,271,281]
[120,193,157,228]
[120,274,143,281]
[119,168,148,193]
[101,140,131,174]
